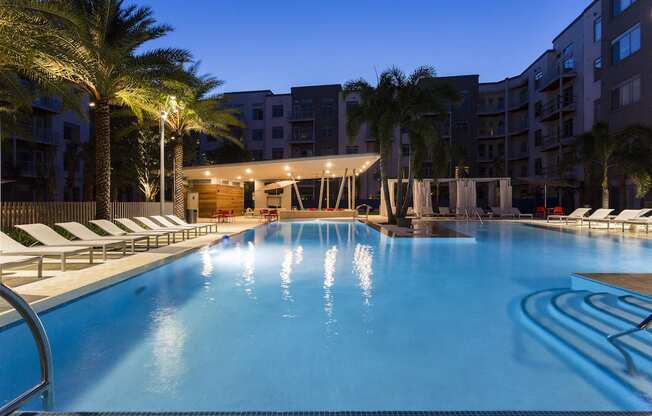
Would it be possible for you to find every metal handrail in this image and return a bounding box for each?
[607,313,652,375]
[355,204,372,221]
[0,284,54,416]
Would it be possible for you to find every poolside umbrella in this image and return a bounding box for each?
[519,178,578,209]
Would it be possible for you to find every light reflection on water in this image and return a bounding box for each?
[353,243,374,306]
[323,245,338,334]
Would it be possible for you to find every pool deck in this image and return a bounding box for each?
[577,273,652,297]
[0,217,263,328]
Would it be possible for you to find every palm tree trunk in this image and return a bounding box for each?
[601,166,609,209]
[400,152,415,217]
[94,100,111,219]
[396,133,404,221]
[618,174,627,210]
[379,142,396,224]
[173,138,185,219]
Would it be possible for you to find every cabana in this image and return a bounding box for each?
[381,177,513,218]
[184,153,380,219]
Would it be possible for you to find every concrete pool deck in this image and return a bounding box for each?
[0,217,264,328]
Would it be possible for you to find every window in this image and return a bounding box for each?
[613,0,636,16]
[562,119,574,138]
[320,98,335,116]
[272,105,284,118]
[535,158,543,175]
[345,145,359,154]
[250,150,263,160]
[252,129,264,141]
[478,144,486,157]
[271,148,284,159]
[272,126,284,140]
[534,129,543,146]
[252,107,264,120]
[611,24,641,64]
[611,75,641,110]
[319,126,335,137]
[594,16,602,42]
[593,56,603,81]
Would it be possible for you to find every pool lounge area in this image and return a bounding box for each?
[1,219,652,412]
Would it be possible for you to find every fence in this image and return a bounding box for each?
[1,202,173,231]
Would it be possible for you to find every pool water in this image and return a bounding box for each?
[1,221,652,411]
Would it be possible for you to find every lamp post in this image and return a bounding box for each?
[159,95,177,214]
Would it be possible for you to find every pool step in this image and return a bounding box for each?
[16,412,652,416]
[620,295,652,312]
[521,289,652,399]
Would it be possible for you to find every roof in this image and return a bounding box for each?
[184,153,380,182]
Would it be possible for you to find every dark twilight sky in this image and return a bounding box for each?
[143,0,591,93]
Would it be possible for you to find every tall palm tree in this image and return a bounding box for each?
[383,66,458,220]
[4,0,191,219]
[151,64,243,218]
[579,122,652,208]
[343,71,397,224]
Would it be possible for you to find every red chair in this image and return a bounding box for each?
[264,209,278,222]
[552,206,564,216]
[534,206,546,218]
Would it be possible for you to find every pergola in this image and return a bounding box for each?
[184,153,380,211]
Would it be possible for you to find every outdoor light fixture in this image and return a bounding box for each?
[88,101,96,108]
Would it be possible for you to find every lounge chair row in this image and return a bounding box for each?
[0,215,218,277]
[547,207,652,231]
[417,206,532,219]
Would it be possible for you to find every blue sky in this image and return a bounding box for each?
[144,0,591,93]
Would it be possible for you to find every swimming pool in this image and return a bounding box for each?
[1,220,651,411]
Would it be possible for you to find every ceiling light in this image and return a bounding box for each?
[286,172,291,177]
[325,170,330,174]
[331,174,335,178]
[326,162,333,168]
[297,176,301,180]
[204,171,210,176]
[284,165,290,171]
[237,176,242,180]
[245,168,252,174]
[249,178,254,182]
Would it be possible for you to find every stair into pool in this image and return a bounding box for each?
[521,288,652,399]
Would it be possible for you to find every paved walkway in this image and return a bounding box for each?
[0,217,263,327]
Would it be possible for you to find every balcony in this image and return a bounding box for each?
[537,59,577,92]
[541,133,575,152]
[509,120,529,135]
[32,126,60,144]
[32,96,62,113]
[290,131,314,142]
[287,110,315,121]
[509,93,529,111]
[477,126,506,139]
[536,96,576,122]
[508,148,529,160]
[477,103,505,116]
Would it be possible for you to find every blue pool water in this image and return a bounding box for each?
[1,221,652,411]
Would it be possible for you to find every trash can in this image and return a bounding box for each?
[186,209,197,224]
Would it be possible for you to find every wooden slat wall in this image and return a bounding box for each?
[0,202,173,230]
[191,184,244,217]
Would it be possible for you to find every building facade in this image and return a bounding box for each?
[199,0,651,210]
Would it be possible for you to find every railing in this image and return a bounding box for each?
[477,126,506,138]
[509,120,529,134]
[536,96,576,120]
[477,103,505,114]
[288,110,315,120]
[607,313,652,375]
[0,284,54,416]
[509,92,529,109]
[355,204,372,221]
[290,133,314,142]
[538,58,577,90]
[1,201,173,231]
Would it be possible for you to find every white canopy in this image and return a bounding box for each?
[262,180,296,191]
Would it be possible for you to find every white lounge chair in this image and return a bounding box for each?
[625,216,652,233]
[588,209,652,231]
[437,207,452,217]
[115,218,178,243]
[490,207,505,217]
[547,207,592,224]
[1,231,93,271]
[165,214,216,233]
[510,208,533,219]
[90,219,170,247]
[16,223,126,261]
[134,217,190,240]
[56,222,149,253]
[151,215,204,236]
[0,255,42,281]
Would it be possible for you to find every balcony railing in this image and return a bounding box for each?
[477,103,505,114]
[536,96,576,120]
[288,110,315,121]
[32,127,60,144]
[537,58,577,91]
[509,120,529,134]
[32,96,62,112]
[508,148,529,159]
[290,132,314,142]
[509,92,529,109]
[478,126,506,138]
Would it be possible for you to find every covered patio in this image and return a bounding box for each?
[183,153,380,219]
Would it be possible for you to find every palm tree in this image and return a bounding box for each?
[383,66,458,220]
[4,0,191,219]
[149,64,243,218]
[579,122,652,208]
[343,71,397,224]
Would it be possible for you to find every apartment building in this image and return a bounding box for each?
[1,96,91,201]
[205,0,652,210]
